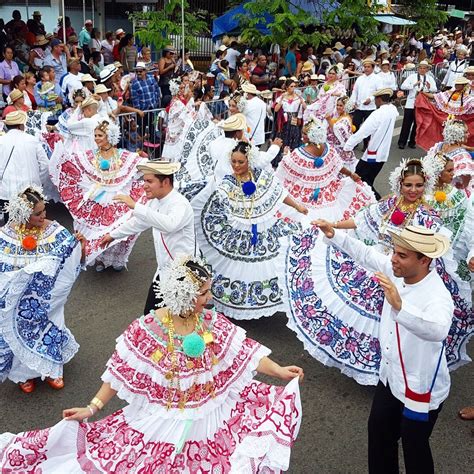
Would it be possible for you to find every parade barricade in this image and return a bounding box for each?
[114,62,455,156]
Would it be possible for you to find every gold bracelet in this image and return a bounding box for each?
[90,397,104,410]
[333,221,338,229]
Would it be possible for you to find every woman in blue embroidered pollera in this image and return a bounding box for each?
[193,141,308,320]
[0,186,85,393]
[282,157,473,385]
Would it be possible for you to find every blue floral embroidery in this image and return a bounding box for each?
[435,258,474,368]
[0,225,78,378]
[284,227,382,375]
[212,274,282,311]
[0,335,13,381]
[201,169,300,262]
[327,247,383,321]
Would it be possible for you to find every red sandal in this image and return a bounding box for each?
[18,380,35,393]
[46,377,64,390]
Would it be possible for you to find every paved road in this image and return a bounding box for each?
[1,121,473,473]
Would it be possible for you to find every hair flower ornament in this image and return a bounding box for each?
[169,78,181,97]
[4,185,46,225]
[153,254,210,317]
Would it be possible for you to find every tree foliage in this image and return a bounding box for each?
[395,0,449,37]
[324,0,386,45]
[235,0,388,48]
[237,0,331,49]
[129,0,208,51]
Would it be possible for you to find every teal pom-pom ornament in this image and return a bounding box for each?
[182,332,206,358]
[100,159,111,171]
[312,188,320,201]
[313,157,324,168]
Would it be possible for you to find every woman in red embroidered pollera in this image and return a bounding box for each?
[0,255,304,473]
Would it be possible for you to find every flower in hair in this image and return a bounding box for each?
[153,254,210,316]
[421,152,446,192]
[229,141,259,167]
[97,120,121,146]
[169,78,181,97]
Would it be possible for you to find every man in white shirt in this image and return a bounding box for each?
[398,60,437,150]
[241,82,267,146]
[377,59,397,90]
[95,83,117,119]
[442,46,468,89]
[99,160,195,314]
[344,88,398,199]
[225,41,241,75]
[350,58,383,149]
[0,111,50,223]
[60,57,83,105]
[316,222,453,474]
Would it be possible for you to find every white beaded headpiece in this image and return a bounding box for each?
[388,158,437,195]
[306,117,328,144]
[229,92,247,112]
[442,118,467,145]
[96,120,121,146]
[421,153,448,187]
[229,140,259,167]
[153,255,211,316]
[169,78,181,96]
[4,185,46,225]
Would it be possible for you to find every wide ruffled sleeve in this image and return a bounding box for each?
[101,311,271,420]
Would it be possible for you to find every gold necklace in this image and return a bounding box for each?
[236,170,256,219]
[94,148,121,183]
[162,310,218,410]
[398,197,423,213]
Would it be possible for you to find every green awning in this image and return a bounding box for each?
[450,9,467,19]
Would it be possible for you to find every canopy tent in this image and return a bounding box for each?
[212,4,271,41]
[212,1,338,41]
[373,14,416,26]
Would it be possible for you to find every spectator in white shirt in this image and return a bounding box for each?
[398,60,437,149]
[315,222,452,474]
[241,82,267,146]
[100,31,115,65]
[442,46,469,89]
[60,57,83,105]
[350,58,383,149]
[344,88,399,199]
[225,41,241,75]
[378,59,397,90]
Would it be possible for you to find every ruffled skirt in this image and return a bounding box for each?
[0,378,301,473]
[282,227,473,385]
[194,183,303,320]
[277,170,376,222]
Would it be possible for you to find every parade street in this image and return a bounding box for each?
[1,119,473,473]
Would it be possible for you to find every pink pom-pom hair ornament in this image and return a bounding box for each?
[390,209,406,226]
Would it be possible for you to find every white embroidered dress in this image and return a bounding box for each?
[0,310,302,473]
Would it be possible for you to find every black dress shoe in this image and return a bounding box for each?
[398,144,405,149]
[408,143,416,149]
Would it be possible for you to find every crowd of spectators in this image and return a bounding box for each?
[1,8,473,153]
